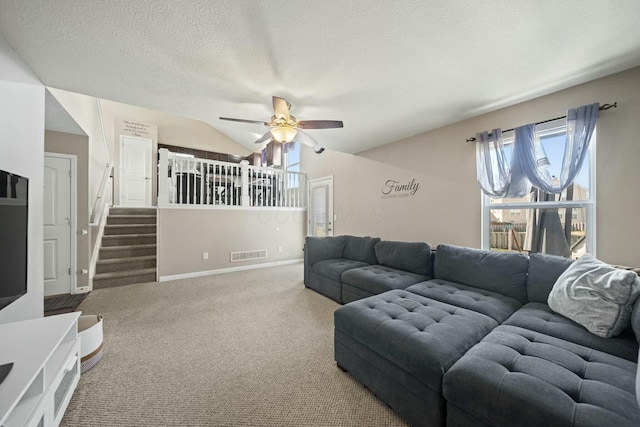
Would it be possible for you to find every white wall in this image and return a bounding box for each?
[0,34,45,323]
[99,98,249,206]
[302,67,640,267]
[47,88,108,210]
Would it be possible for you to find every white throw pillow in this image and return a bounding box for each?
[547,254,640,338]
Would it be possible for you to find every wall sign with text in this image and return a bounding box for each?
[121,120,152,138]
[381,179,421,199]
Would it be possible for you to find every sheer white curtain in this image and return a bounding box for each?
[475,129,528,198]
[475,129,510,197]
[512,103,598,194]
[476,103,599,198]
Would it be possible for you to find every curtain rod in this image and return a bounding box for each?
[465,102,617,143]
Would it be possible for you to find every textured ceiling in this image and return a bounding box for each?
[1,1,640,154]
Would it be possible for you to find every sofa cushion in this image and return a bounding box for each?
[307,272,342,303]
[527,252,573,303]
[334,289,498,393]
[305,236,346,267]
[342,265,428,296]
[632,300,640,344]
[310,258,368,282]
[548,254,640,338]
[334,289,498,427]
[504,302,639,362]
[434,244,529,303]
[443,325,640,427]
[343,235,380,265]
[374,240,432,276]
[406,279,522,324]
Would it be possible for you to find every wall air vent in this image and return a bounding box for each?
[230,249,268,263]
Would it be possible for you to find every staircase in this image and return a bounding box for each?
[93,207,157,289]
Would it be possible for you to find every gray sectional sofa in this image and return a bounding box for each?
[303,235,640,427]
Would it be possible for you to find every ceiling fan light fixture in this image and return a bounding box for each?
[270,126,297,143]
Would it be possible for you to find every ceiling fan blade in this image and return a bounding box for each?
[294,130,325,154]
[272,96,290,121]
[219,117,268,125]
[254,131,272,144]
[297,120,344,129]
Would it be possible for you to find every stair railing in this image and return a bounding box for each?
[89,163,113,226]
[89,163,113,285]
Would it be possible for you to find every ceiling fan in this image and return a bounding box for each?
[220,96,343,154]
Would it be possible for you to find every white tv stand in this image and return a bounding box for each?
[0,312,81,427]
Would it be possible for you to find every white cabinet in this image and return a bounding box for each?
[0,312,81,427]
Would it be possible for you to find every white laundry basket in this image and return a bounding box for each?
[78,314,104,373]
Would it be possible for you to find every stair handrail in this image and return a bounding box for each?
[89,163,113,226]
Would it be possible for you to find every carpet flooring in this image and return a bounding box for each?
[62,263,408,426]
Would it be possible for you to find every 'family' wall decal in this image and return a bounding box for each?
[381,179,421,199]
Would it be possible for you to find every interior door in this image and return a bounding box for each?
[43,155,73,296]
[308,176,334,237]
[120,135,152,207]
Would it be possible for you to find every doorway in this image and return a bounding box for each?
[120,135,152,207]
[43,153,77,296]
[308,176,334,237]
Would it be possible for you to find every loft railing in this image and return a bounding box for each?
[157,148,306,208]
[246,165,305,208]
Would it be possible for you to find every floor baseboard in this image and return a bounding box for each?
[158,259,303,282]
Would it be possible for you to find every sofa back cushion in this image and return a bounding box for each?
[305,236,346,267]
[343,236,380,265]
[633,299,640,344]
[374,240,432,276]
[434,244,529,303]
[527,253,574,303]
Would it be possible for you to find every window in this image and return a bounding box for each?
[284,142,301,188]
[481,119,595,259]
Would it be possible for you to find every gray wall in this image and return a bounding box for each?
[158,208,305,279]
[302,66,640,267]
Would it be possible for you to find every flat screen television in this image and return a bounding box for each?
[0,169,29,311]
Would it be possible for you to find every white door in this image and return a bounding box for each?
[43,155,73,296]
[120,135,152,207]
[308,176,334,237]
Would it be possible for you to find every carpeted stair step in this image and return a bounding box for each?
[96,255,156,274]
[99,244,157,259]
[109,207,157,216]
[102,233,156,247]
[104,224,157,235]
[94,207,158,289]
[107,214,157,225]
[93,268,157,289]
